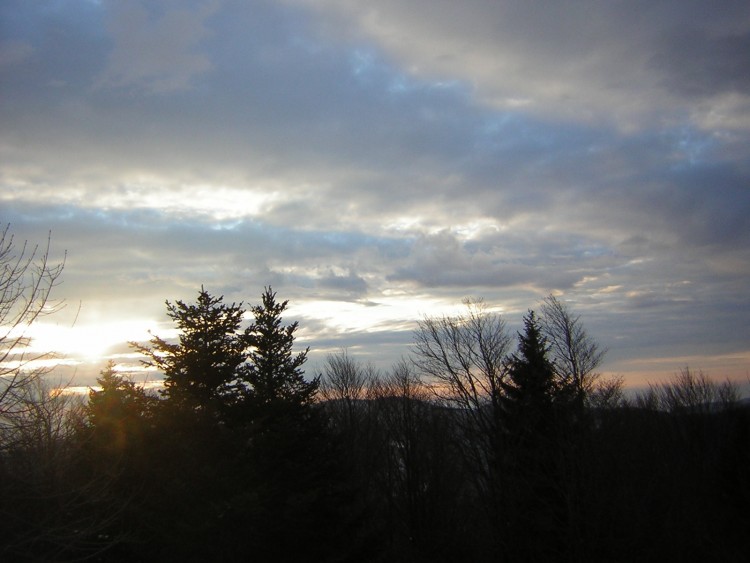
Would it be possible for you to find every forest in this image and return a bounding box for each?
[1,228,749,562]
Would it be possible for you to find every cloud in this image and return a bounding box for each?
[95,0,218,93]
[1,0,748,385]
[293,0,750,130]
[651,28,750,99]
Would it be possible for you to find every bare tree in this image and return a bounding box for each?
[646,367,739,413]
[1,225,65,452]
[412,298,512,544]
[2,374,82,461]
[380,358,428,404]
[413,298,511,414]
[0,229,121,559]
[587,375,625,410]
[374,359,462,555]
[320,349,370,404]
[539,295,606,404]
[319,348,377,438]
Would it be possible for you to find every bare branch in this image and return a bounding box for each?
[413,299,511,413]
[539,295,606,399]
[1,226,66,444]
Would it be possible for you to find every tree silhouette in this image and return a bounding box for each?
[228,288,349,561]
[539,295,605,409]
[87,361,154,452]
[1,226,65,453]
[502,311,557,440]
[500,310,568,561]
[131,287,247,419]
[242,287,317,414]
[411,299,516,558]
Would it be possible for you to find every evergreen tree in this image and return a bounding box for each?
[123,287,351,560]
[87,361,154,454]
[234,288,347,561]
[126,289,259,560]
[502,310,557,441]
[242,287,318,413]
[131,287,247,417]
[501,311,567,561]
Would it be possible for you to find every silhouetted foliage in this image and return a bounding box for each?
[320,348,371,427]
[500,310,570,560]
[1,226,65,453]
[242,287,318,415]
[4,277,748,563]
[412,298,512,548]
[0,377,122,562]
[645,366,740,413]
[540,294,606,406]
[502,311,558,437]
[87,360,155,454]
[131,287,247,420]
[111,286,348,562]
[0,230,118,561]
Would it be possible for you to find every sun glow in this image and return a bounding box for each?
[19,319,163,361]
[1,180,292,222]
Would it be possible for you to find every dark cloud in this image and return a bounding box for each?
[315,270,369,296]
[652,29,750,99]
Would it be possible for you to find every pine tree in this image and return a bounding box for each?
[87,360,154,452]
[501,311,567,560]
[502,310,557,442]
[234,288,345,560]
[126,289,256,559]
[122,287,351,560]
[242,287,318,413]
[131,287,247,416]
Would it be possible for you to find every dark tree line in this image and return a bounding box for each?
[1,241,748,562]
[82,287,343,562]
[316,303,749,563]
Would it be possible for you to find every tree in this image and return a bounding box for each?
[502,311,558,443]
[646,366,739,414]
[375,359,452,558]
[1,226,65,452]
[242,287,317,412]
[539,295,605,406]
[0,228,119,560]
[86,361,155,454]
[413,298,510,419]
[1,375,123,562]
[233,288,348,561]
[131,287,247,417]
[320,348,373,434]
[320,349,370,405]
[587,374,625,410]
[412,299,512,556]
[500,310,566,561]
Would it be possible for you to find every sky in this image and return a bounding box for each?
[2,0,749,390]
